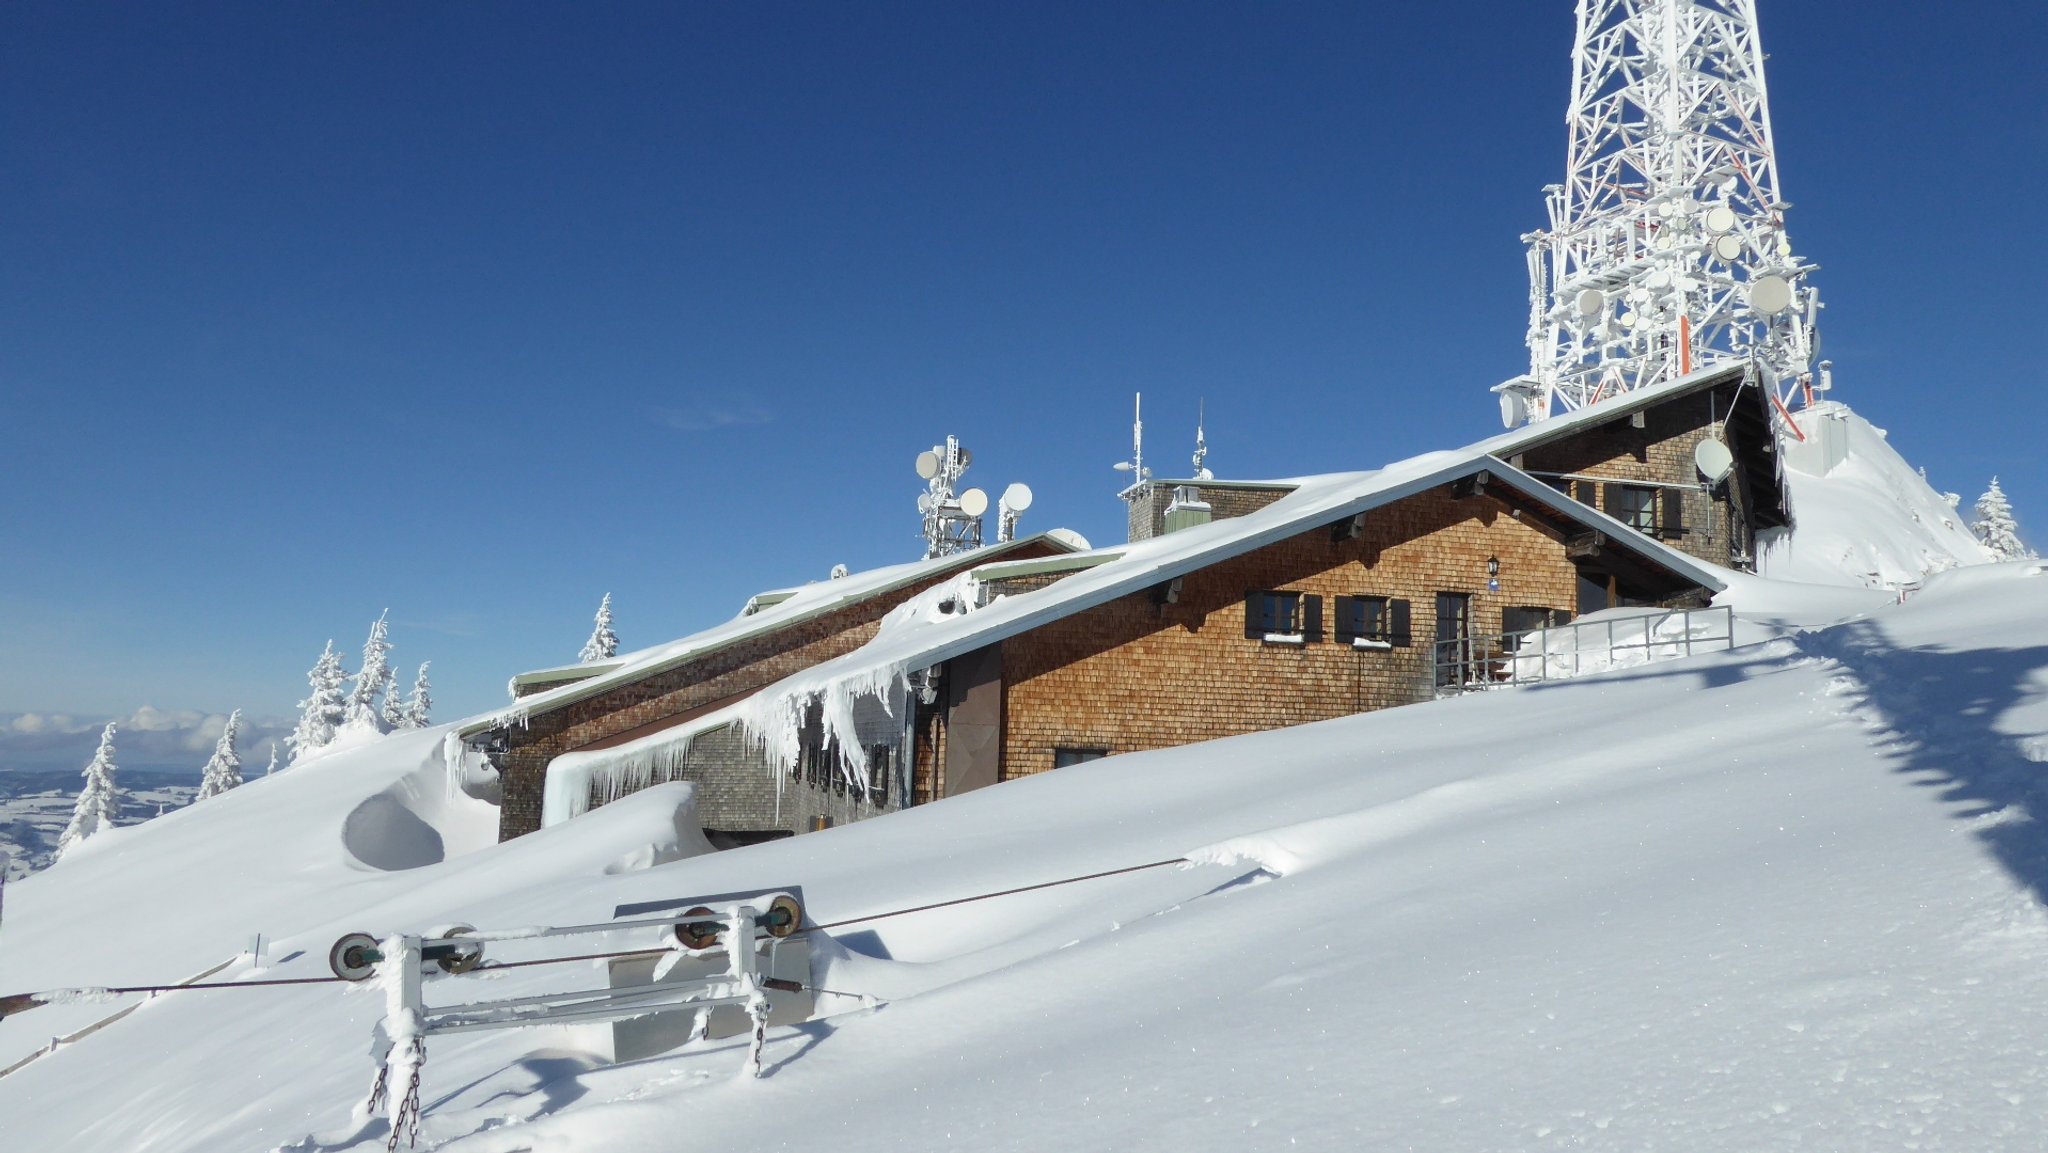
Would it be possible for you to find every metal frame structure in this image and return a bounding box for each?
[1503,0,1824,425]
[917,436,987,559]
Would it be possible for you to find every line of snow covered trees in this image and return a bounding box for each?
[52,614,436,864]
[289,610,433,761]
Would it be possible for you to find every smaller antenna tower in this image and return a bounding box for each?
[996,482,1034,543]
[1191,399,1212,480]
[915,436,989,559]
[1113,393,1151,503]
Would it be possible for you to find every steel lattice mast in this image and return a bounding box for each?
[1500,0,1824,425]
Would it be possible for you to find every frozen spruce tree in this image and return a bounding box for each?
[403,662,433,728]
[1973,477,2034,560]
[380,669,409,729]
[579,593,618,663]
[58,723,122,859]
[197,709,245,800]
[346,610,394,729]
[289,640,349,761]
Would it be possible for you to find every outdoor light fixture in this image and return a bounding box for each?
[1487,557,1500,577]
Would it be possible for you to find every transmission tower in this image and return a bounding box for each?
[1501,0,1824,426]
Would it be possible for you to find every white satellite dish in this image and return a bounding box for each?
[1705,204,1738,234]
[959,488,989,517]
[1499,389,1528,429]
[1646,268,1672,289]
[1748,274,1793,315]
[1001,482,1033,512]
[1713,234,1744,262]
[914,450,940,480]
[1576,288,1604,317]
[1694,438,1735,485]
[1046,527,1091,551]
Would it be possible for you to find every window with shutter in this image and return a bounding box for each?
[1659,488,1686,538]
[1337,596,1396,646]
[1388,598,1413,646]
[1246,591,1305,640]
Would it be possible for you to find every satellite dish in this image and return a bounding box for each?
[1620,311,1638,328]
[1694,438,1736,485]
[916,493,933,513]
[1576,288,1604,317]
[1748,274,1793,315]
[1499,389,1528,429]
[914,450,940,480]
[1046,527,1091,551]
[959,488,989,517]
[1713,234,1744,262]
[1705,204,1737,234]
[1002,482,1034,512]
[1646,268,1672,289]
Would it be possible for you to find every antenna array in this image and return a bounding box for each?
[1503,0,1824,425]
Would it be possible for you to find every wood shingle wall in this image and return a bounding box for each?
[998,487,1580,778]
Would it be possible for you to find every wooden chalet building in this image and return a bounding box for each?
[459,363,1788,845]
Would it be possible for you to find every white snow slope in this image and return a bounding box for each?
[5,422,2047,1151]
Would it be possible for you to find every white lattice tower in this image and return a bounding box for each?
[1503,0,1823,425]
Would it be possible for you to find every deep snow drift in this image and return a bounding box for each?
[3,407,2045,1151]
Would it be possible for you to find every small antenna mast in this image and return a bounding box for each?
[915,435,988,558]
[1191,398,1211,480]
[1113,392,1151,501]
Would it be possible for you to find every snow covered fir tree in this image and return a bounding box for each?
[196,710,244,800]
[580,593,618,662]
[403,662,433,728]
[345,611,394,729]
[56,722,122,859]
[289,640,349,761]
[1973,477,2034,560]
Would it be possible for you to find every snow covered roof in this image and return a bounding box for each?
[463,532,1083,736]
[1474,361,1753,460]
[786,450,1729,689]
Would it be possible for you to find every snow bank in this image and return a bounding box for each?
[1762,401,1994,587]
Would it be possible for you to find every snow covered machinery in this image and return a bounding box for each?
[331,887,815,1118]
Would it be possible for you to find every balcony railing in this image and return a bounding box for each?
[1433,605,1735,695]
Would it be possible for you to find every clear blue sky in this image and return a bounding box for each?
[3,1,2043,764]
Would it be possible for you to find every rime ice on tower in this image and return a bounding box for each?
[1502,0,1826,425]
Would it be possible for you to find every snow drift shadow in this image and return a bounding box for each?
[1803,619,2048,904]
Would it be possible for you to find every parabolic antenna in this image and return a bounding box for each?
[959,488,989,517]
[914,450,940,480]
[1694,438,1736,485]
[1748,274,1793,315]
[1046,527,1091,551]
[1705,204,1738,234]
[1001,482,1033,512]
[1576,288,1604,317]
[1713,234,1744,262]
[1499,389,1528,429]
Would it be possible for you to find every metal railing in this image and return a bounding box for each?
[1433,605,1735,695]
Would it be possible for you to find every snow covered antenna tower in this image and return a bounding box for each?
[916,436,989,558]
[1501,0,1823,426]
[1191,399,1212,480]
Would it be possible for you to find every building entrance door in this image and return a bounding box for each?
[1434,593,1472,687]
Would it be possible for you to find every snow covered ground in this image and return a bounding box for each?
[2,404,2042,1151]
[0,771,199,881]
